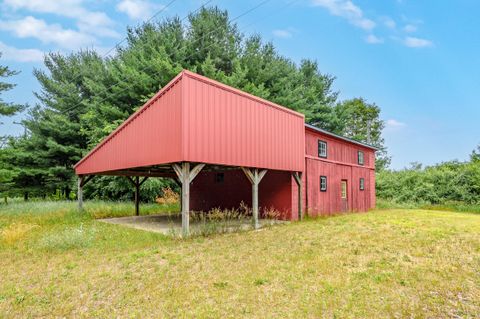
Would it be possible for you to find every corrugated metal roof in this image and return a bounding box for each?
[305,123,379,151]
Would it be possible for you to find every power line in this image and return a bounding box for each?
[62,0,289,115]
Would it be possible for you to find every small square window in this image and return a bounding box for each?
[320,176,327,192]
[215,173,224,183]
[358,151,364,165]
[318,140,327,158]
[360,178,365,191]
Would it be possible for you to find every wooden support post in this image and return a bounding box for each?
[78,175,84,211]
[242,167,267,229]
[77,175,94,211]
[181,163,190,236]
[127,176,148,216]
[172,162,205,237]
[134,176,140,216]
[293,172,303,220]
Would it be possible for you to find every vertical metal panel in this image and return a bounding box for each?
[182,71,305,172]
[75,75,184,174]
[76,70,305,175]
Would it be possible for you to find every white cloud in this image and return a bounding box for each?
[404,36,433,48]
[365,34,383,44]
[0,16,96,50]
[0,41,43,62]
[403,24,417,33]
[3,0,118,38]
[116,0,165,20]
[386,119,406,129]
[381,16,396,29]
[272,29,293,38]
[312,0,376,31]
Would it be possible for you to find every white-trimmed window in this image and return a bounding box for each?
[360,178,365,191]
[358,151,364,165]
[320,176,327,192]
[318,140,327,158]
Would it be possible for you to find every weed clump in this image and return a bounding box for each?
[38,223,98,251]
[155,188,179,205]
[1,223,39,245]
[171,202,283,237]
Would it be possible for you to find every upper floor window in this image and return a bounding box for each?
[360,178,365,190]
[358,151,364,165]
[318,140,327,158]
[320,176,327,192]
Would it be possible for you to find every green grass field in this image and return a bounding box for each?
[1,201,479,318]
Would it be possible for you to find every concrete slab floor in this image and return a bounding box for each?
[99,214,286,235]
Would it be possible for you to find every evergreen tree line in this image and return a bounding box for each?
[0,7,387,202]
[377,146,480,205]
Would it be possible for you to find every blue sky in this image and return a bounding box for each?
[0,0,478,169]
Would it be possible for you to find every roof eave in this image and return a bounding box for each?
[305,123,380,151]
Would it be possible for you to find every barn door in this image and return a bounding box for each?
[341,180,348,212]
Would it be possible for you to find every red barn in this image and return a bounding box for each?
[74,70,377,235]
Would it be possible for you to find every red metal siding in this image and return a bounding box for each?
[182,71,305,172]
[190,169,294,219]
[75,74,184,174]
[75,70,305,175]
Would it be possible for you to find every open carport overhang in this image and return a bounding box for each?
[74,70,305,236]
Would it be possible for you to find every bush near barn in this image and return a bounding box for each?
[376,149,480,207]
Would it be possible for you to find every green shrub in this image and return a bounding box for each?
[377,160,480,205]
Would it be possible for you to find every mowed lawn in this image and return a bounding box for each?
[1,202,479,318]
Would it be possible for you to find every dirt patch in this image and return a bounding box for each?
[99,214,180,234]
[99,214,286,235]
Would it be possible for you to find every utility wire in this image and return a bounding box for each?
[62,0,294,115]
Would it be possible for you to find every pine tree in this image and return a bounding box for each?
[335,98,391,170]
[0,53,25,117]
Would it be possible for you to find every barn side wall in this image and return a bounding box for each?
[305,128,375,167]
[305,159,374,216]
[190,169,294,220]
[304,128,376,216]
